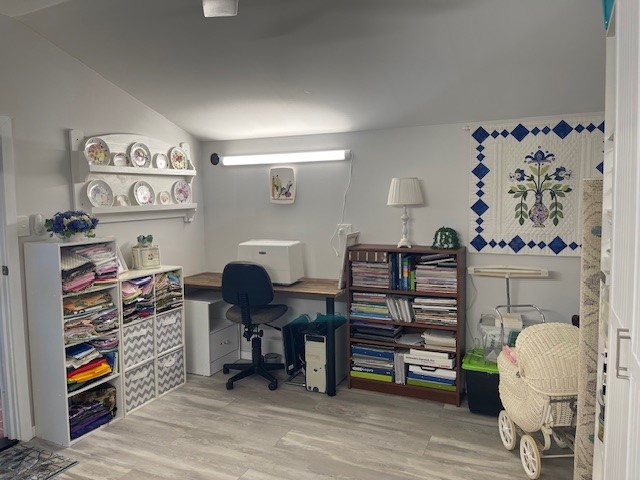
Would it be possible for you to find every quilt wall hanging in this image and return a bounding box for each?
[469,116,604,256]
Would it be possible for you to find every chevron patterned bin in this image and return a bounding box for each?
[124,360,155,412]
[123,319,154,369]
[155,310,183,355]
[157,348,185,396]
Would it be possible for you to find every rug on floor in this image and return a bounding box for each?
[0,443,77,480]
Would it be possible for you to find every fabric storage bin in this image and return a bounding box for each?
[157,348,185,395]
[124,360,155,412]
[462,348,503,416]
[155,310,183,354]
[122,319,154,368]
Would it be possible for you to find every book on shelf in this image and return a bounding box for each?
[394,349,408,384]
[406,377,456,391]
[351,354,394,369]
[421,329,456,348]
[349,251,388,263]
[404,350,456,369]
[351,344,395,360]
[408,364,456,380]
[351,365,394,376]
[407,371,456,386]
[350,370,394,382]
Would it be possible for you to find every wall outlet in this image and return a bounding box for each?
[337,224,352,235]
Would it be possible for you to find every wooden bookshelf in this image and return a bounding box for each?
[346,244,466,406]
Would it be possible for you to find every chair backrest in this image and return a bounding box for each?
[222,261,274,308]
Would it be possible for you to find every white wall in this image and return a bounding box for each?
[0,14,206,430]
[0,15,206,271]
[203,122,584,353]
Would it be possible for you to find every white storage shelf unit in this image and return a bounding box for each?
[120,266,186,413]
[24,237,124,447]
[69,130,197,223]
[184,290,240,376]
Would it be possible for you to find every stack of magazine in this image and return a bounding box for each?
[351,344,395,382]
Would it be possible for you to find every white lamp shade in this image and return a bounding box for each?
[387,177,424,206]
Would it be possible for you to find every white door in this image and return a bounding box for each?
[0,116,33,440]
[602,1,640,478]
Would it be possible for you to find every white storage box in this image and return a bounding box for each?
[237,239,304,285]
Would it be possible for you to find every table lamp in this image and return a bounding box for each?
[387,177,424,248]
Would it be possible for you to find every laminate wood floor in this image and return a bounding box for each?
[30,373,573,480]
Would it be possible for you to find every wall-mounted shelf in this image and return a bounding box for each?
[69,130,197,223]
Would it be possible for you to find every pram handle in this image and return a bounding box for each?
[495,304,546,347]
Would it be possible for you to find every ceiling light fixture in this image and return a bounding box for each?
[220,149,352,166]
[203,0,238,17]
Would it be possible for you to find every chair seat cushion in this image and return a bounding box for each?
[226,304,288,325]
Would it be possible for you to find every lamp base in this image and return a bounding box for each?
[397,238,412,248]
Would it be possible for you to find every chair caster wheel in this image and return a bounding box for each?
[226,381,233,390]
[268,380,277,391]
[223,366,229,374]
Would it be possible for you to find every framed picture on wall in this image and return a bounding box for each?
[338,231,360,289]
[270,167,295,204]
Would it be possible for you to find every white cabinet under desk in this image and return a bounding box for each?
[184,291,240,376]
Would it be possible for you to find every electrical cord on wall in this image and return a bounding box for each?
[330,152,354,256]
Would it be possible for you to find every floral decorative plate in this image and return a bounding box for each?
[111,152,130,167]
[169,147,188,169]
[128,142,152,168]
[84,137,110,165]
[115,194,131,206]
[172,180,191,204]
[157,190,171,205]
[132,181,155,206]
[86,180,113,207]
[154,153,169,169]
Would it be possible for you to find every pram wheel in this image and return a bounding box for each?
[498,410,517,450]
[552,430,568,449]
[520,434,541,479]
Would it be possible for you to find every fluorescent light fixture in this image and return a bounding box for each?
[221,149,351,166]
[203,0,238,17]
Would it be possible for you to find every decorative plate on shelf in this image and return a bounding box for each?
[157,190,172,205]
[111,152,130,167]
[132,181,155,206]
[115,194,131,206]
[172,180,191,204]
[84,137,110,165]
[169,147,188,169]
[86,180,114,207]
[154,153,169,169]
[128,142,152,168]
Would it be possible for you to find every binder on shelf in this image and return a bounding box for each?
[350,370,393,382]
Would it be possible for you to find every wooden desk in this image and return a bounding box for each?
[183,273,345,315]
[183,272,346,395]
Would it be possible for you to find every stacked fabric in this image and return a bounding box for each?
[72,244,118,287]
[121,276,154,324]
[66,343,112,392]
[155,271,183,313]
[63,291,119,343]
[61,250,96,293]
[68,399,112,439]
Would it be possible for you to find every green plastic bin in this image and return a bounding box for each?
[462,348,503,416]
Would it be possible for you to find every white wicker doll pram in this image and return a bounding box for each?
[497,322,579,479]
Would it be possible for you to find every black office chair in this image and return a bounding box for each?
[221,261,287,390]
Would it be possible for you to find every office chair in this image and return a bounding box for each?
[221,261,287,390]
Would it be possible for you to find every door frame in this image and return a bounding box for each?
[0,116,33,440]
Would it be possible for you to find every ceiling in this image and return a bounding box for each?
[6,0,605,141]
